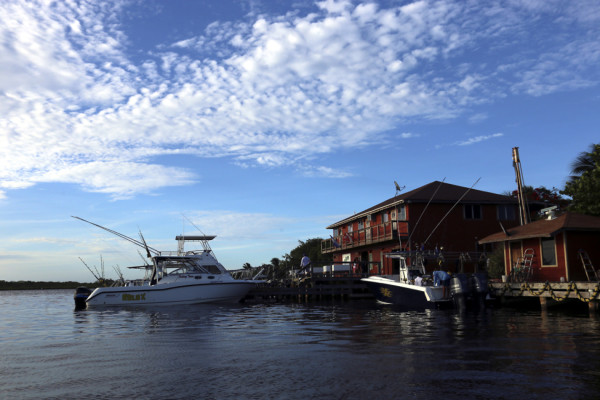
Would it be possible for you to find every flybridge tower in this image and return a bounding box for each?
[175,235,216,255]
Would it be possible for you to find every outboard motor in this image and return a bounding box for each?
[470,273,489,309]
[74,286,92,310]
[449,273,471,310]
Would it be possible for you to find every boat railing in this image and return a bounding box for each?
[159,251,179,256]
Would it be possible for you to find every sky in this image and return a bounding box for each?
[1,0,599,282]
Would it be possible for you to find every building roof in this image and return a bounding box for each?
[327,181,516,229]
[478,212,600,244]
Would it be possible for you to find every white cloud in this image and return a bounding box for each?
[186,210,294,240]
[456,133,504,146]
[1,0,598,199]
[34,161,197,200]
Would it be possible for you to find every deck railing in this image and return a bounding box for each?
[322,221,407,253]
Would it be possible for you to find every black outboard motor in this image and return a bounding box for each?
[450,273,471,310]
[470,273,489,309]
[74,286,92,310]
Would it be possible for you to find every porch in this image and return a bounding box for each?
[321,221,408,253]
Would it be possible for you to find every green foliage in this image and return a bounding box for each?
[247,238,333,282]
[569,143,600,178]
[486,245,506,279]
[562,165,600,216]
[288,238,332,270]
[0,280,96,290]
[562,143,600,216]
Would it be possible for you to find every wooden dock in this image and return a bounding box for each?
[489,281,600,311]
[244,275,373,302]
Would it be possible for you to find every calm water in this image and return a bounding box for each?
[2,290,600,399]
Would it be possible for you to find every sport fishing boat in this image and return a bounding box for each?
[361,252,488,309]
[73,217,262,308]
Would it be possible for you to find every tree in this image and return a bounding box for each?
[510,185,568,206]
[288,238,333,270]
[270,257,280,269]
[569,143,600,179]
[562,143,600,216]
[507,185,570,219]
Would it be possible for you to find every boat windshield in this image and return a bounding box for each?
[157,258,223,275]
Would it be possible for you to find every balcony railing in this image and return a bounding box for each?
[321,221,408,253]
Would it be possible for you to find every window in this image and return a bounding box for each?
[541,237,557,265]
[397,205,406,220]
[464,204,482,220]
[348,224,353,232]
[383,213,389,223]
[497,205,516,220]
[358,220,364,230]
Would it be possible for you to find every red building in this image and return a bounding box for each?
[321,181,520,275]
[478,212,600,282]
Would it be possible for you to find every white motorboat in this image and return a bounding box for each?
[73,217,262,308]
[361,252,488,309]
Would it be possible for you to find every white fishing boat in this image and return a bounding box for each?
[361,252,488,309]
[73,217,262,308]
[361,252,451,308]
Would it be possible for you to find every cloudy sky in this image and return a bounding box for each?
[1,0,599,281]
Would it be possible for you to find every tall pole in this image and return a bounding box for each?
[512,147,530,225]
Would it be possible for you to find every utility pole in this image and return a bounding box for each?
[512,147,530,225]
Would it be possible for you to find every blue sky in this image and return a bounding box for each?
[1,0,599,282]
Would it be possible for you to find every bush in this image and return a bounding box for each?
[486,246,505,279]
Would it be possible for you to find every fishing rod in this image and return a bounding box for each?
[406,178,446,247]
[72,216,160,256]
[422,177,481,247]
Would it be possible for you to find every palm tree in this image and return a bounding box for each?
[570,143,600,180]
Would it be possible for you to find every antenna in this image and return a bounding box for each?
[394,181,405,196]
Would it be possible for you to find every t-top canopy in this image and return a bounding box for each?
[175,235,216,241]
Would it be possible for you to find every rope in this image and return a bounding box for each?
[494,281,600,303]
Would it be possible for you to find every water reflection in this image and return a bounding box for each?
[3,290,600,399]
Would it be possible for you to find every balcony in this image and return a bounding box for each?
[321,221,408,253]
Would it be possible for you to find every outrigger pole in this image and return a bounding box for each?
[72,216,160,256]
[406,178,446,248]
[422,177,481,246]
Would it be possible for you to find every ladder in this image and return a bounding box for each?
[578,249,598,281]
[521,248,534,268]
[510,248,535,283]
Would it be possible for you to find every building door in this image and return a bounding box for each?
[391,257,400,275]
[361,251,369,274]
[509,241,522,272]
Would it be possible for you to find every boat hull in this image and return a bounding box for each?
[85,281,256,307]
[362,276,451,308]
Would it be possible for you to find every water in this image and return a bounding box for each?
[2,290,600,399]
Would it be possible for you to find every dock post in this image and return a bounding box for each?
[589,300,599,313]
[539,296,548,311]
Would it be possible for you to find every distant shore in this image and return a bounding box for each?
[0,281,95,290]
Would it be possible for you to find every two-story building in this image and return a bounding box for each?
[321,181,520,275]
